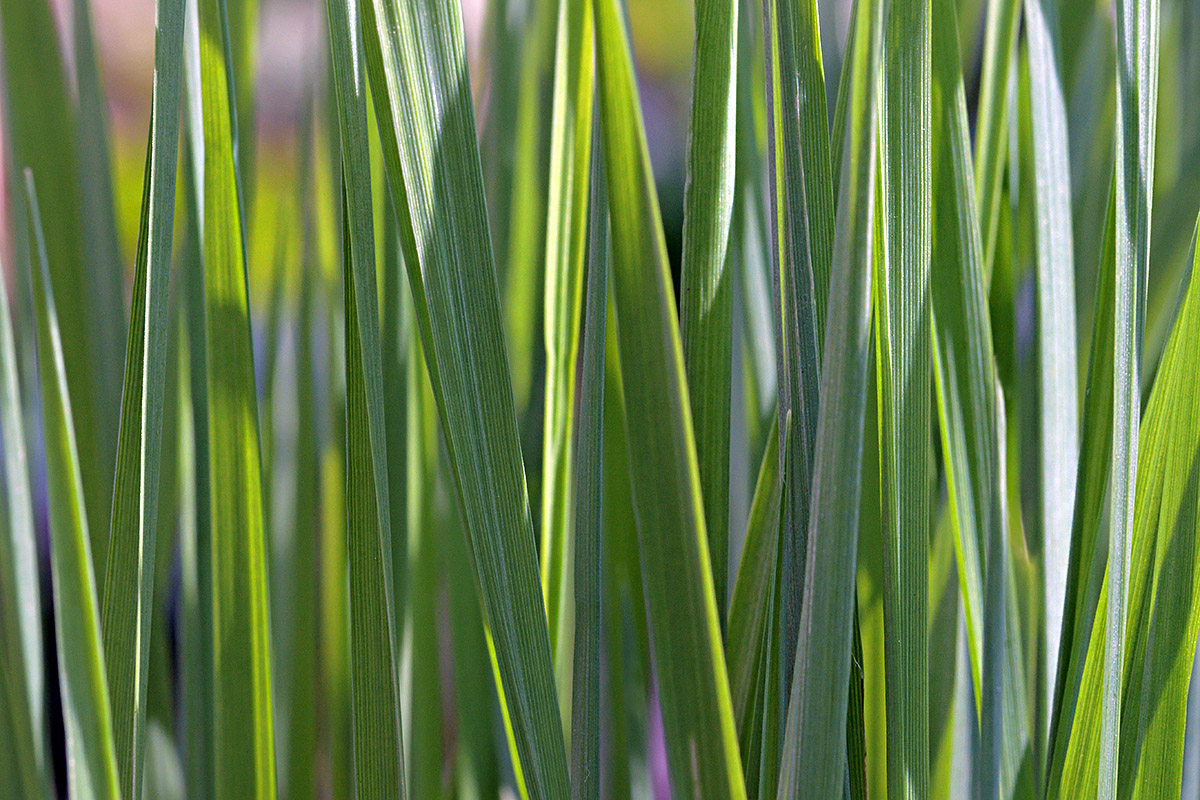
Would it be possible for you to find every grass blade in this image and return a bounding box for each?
[569,140,607,800]
[1117,216,1200,798]
[592,0,746,793]
[24,173,121,800]
[1100,0,1160,789]
[71,0,128,469]
[0,0,114,566]
[1022,0,1081,732]
[0,251,45,799]
[726,412,780,793]
[972,0,1021,283]
[194,0,277,791]
[927,0,1010,795]
[680,0,738,615]
[324,0,407,794]
[359,0,571,793]
[762,0,833,682]
[540,0,595,734]
[877,0,934,793]
[775,0,881,788]
[99,0,185,795]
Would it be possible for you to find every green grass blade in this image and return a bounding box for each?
[1101,0,1160,789]
[24,173,121,800]
[1045,188,1115,797]
[569,140,607,800]
[195,0,277,791]
[99,0,186,795]
[877,0,934,793]
[775,0,881,789]
[762,0,833,681]
[358,0,570,793]
[1117,216,1200,798]
[324,0,407,794]
[71,0,127,468]
[177,56,215,792]
[0,0,114,568]
[726,411,780,792]
[540,0,595,736]
[403,301,443,800]
[1022,0,1081,731]
[680,0,738,616]
[971,0,1021,283]
[0,251,45,799]
[927,0,1009,795]
[502,0,555,424]
[592,0,746,794]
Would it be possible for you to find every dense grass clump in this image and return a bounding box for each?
[0,0,1198,797]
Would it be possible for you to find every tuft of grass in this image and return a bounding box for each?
[1,0,1198,797]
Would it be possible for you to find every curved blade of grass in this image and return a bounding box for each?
[195,0,277,792]
[540,0,595,737]
[1022,0,1080,733]
[24,173,121,800]
[680,0,738,616]
[1117,215,1200,798]
[876,0,934,793]
[761,0,832,682]
[324,0,407,794]
[0,0,113,568]
[1100,0,1160,789]
[592,0,745,794]
[775,0,880,789]
[0,251,46,799]
[358,0,570,793]
[99,1,185,795]
[569,139,607,799]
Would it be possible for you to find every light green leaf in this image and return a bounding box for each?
[194,0,277,791]
[540,0,595,737]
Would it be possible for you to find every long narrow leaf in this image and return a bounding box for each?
[358,0,571,793]
[877,0,934,793]
[195,0,277,791]
[592,0,747,794]
[0,252,45,799]
[775,0,881,788]
[324,0,407,794]
[540,0,595,733]
[25,174,121,800]
[1100,0,1160,790]
[680,0,738,614]
[100,1,185,795]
